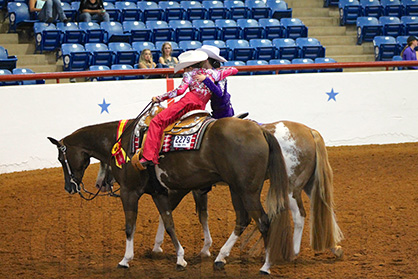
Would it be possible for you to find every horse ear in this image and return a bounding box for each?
[47,137,61,147]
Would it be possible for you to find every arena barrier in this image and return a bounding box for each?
[1,62,417,173]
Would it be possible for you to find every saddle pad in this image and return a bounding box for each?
[161,118,215,153]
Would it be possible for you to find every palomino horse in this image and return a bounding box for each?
[149,120,344,265]
[48,116,294,274]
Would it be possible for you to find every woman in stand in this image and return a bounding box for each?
[401,35,418,70]
[29,0,68,23]
[158,42,179,68]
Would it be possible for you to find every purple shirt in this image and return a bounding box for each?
[203,77,235,119]
[402,47,418,69]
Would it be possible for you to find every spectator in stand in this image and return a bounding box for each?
[401,35,418,70]
[139,49,157,79]
[158,42,178,68]
[29,0,68,24]
[78,0,110,23]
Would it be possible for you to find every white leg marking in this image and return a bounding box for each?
[176,243,187,267]
[118,231,135,268]
[215,232,240,263]
[200,214,212,257]
[152,215,165,253]
[289,193,305,256]
[260,249,271,274]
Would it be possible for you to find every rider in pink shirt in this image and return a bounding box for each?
[138,50,238,169]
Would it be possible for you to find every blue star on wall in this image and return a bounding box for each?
[326,88,339,102]
[98,98,110,114]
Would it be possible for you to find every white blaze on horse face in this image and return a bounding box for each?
[273,122,300,178]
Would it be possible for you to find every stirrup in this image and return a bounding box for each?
[235,112,249,119]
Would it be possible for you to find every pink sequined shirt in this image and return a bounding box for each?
[156,67,238,104]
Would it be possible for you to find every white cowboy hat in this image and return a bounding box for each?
[174,50,208,73]
[196,45,227,62]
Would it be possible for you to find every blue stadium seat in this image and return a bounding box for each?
[146,20,173,42]
[249,39,276,60]
[396,35,409,53]
[34,22,61,53]
[315,57,343,72]
[202,0,228,20]
[0,46,18,71]
[215,19,241,40]
[237,19,263,40]
[71,1,80,14]
[159,1,184,21]
[380,0,403,17]
[7,2,34,33]
[339,0,362,25]
[403,0,418,16]
[60,1,77,21]
[246,59,270,75]
[115,1,140,21]
[224,0,250,20]
[401,16,418,36]
[223,60,246,75]
[281,18,308,39]
[380,16,404,37]
[12,68,45,85]
[78,22,105,43]
[292,58,316,73]
[360,0,384,18]
[392,54,404,70]
[56,22,85,44]
[132,41,160,62]
[272,38,299,60]
[356,16,382,44]
[269,58,293,74]
[296,37,326,59]
[245,0,270,20]
[103,2,120,22]
[226,39,254,61]
[373,36,398,60]
[169,20,197,42]
[324,0,340,7]
[179,40,202,51]
[101,21,130,43]
[61,43,90,71]
[266,0,292,20]
[180,1,206,20]
[193,19,220,41]
[108,42,137,65]
[202,40,229,58]
[111,64,137,80]
[123,21,152,43]
[0,69,19,86]
[137,1,164,21]
[89,65,114,81]
[85,43,114,67]
[259,18,284,40]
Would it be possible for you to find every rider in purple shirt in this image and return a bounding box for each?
[194,45,235,119]
[401,36,418,70]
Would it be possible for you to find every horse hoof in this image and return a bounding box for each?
[152,247,163,254]
[176,264,186,271]
[199,251,211,258]
[259,270,270,275]
[213,261,225,270]
[117,264,129,269]
[332,246,344,259]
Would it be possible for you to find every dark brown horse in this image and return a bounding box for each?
[48,116,294,274]
[150,121,344,264]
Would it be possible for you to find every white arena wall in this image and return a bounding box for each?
[1,70,417,174]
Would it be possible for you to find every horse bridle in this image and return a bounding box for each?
[57,143,120,200]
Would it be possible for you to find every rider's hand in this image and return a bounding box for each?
[194,74,206,82]
[152,97,160,103]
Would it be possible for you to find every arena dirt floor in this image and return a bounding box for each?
[1,143,417,279]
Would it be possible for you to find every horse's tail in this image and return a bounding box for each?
[263,130,295,263]
[309,130,344,251]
